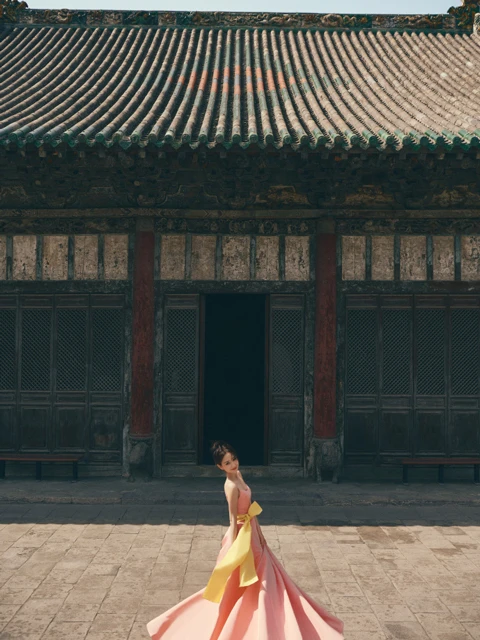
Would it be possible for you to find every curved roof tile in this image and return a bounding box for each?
[1,23,480,151]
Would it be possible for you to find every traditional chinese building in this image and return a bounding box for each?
[1,0,480,479]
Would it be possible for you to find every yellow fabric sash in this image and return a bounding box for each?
[202,500,263,603]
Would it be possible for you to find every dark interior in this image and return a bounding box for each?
[203,294,266,465]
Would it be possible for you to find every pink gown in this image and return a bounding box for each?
[147,484,344,640]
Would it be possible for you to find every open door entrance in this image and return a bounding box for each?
[202,294,266,465]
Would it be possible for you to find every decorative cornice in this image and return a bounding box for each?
[0,0,28,23]
[448,0,479,30]
[3,7,462,31]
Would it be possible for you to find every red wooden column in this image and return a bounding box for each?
[314,232,337,439]
[131,219,155,440]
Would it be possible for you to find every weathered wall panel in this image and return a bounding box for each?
[222,236,250,280]
[0,236,6,280]
[43,235,68,280]
[191,235,216,280]
[104,234,129,280]
[371,236,394,280]
[461,236,480,281]
[74,235,98,280]
[13,235,36,280]
[342,236,365,280]
[400,236,426,281]
[285,236,309,281]
[160,235,186,280]
[255,236,279,280]
[433,236,454,281]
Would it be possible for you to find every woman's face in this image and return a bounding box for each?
[217,451,239,473]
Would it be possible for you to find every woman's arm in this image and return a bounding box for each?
[224,482,239,546]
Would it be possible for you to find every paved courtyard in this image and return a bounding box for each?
[0,501,480,640]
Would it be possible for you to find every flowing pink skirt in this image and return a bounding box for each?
[147,517,344,640]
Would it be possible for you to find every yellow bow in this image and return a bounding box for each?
[202,501,263,603]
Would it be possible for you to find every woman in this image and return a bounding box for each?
[147,440,344,640]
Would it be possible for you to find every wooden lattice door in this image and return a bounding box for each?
[345,295,480,462]
[268,295,305,465]
[0,294,125,462]
[162,295,200,464]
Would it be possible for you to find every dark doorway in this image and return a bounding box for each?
[202,294,266,465]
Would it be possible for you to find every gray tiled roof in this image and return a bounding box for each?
[1,18,480,151]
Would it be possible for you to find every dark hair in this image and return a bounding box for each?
[210,440,237,466]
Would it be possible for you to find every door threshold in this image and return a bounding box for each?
[161,465,305,478]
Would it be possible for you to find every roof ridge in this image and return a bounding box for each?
[0,1,478,33]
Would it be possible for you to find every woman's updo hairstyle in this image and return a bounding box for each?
[210,440,237,466]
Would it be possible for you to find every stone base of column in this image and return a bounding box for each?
[127,436,154,481]
[311,437,342,483]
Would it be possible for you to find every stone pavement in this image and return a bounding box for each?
[0,498,480,640]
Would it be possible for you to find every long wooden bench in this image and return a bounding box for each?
[402,457,480,484]
[0,454,82,481]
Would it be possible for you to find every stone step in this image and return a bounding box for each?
[1,476,480,507]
